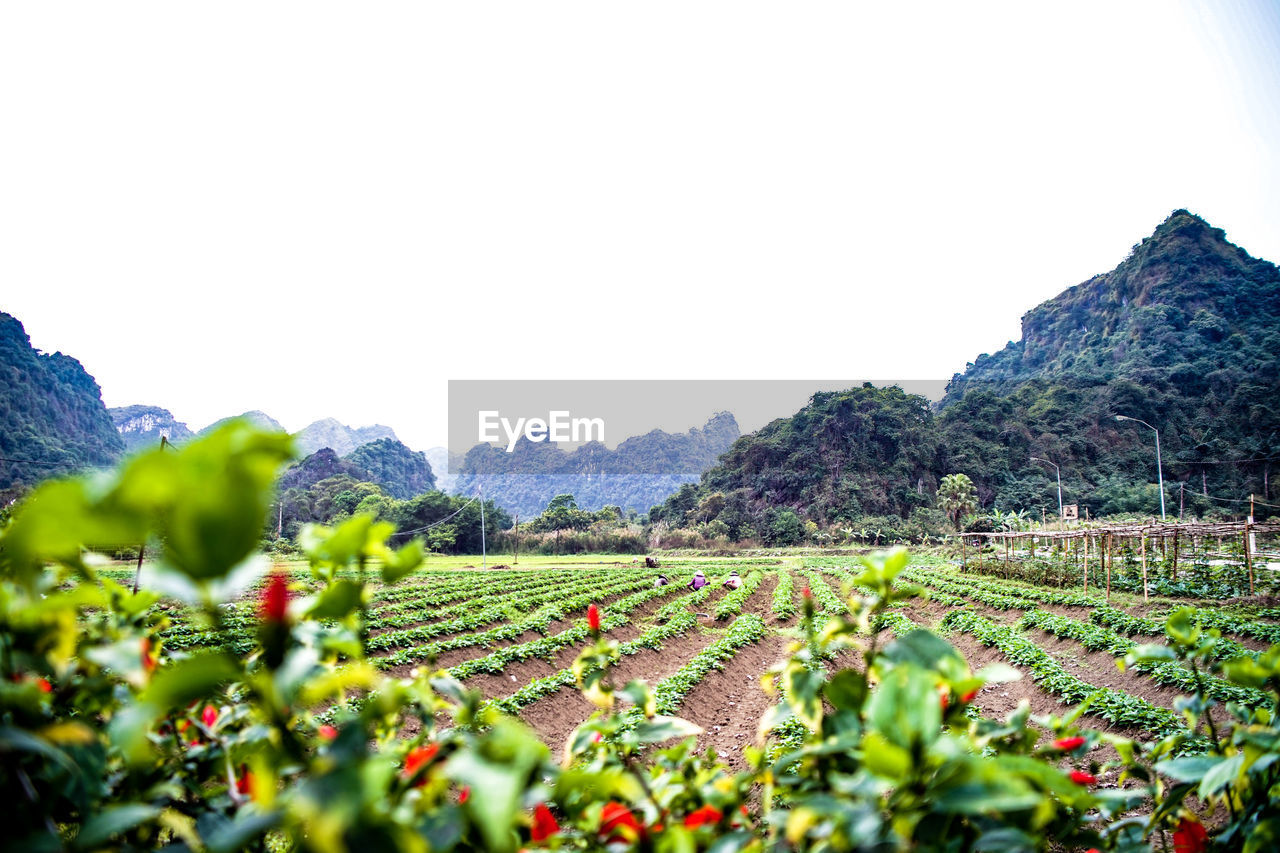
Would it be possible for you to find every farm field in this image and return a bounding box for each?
[132,551,1280,762]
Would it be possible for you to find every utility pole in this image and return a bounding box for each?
[513,514,519,564]
[1115,415,1166,520]
[1179,483,1185,520]
[479,484,487,571]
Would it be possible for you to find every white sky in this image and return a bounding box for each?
[3,1,1278,452]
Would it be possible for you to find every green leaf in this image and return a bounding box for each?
[824,669,868,711]
[633,716,702,744]
[380,540,425,584]
[74,804,162,849]
[1198,751,1244,799]
[308,579,364,620]
[882,629,965,677]
[1155,756,1220,783]
[862,730,912,780]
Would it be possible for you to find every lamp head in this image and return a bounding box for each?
[1115,415,1130,422]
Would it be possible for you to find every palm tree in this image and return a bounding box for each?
[937,473,978,531]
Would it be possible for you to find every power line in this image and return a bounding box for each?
[1170,455,1280,466]
[386,494,481,535]
[1200,492,1280,510]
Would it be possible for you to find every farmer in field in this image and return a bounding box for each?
[723,570,742,590]
[654,574,669,588]
[688,570,708,590]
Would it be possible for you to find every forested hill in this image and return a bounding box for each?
[653,211,1279,537]
[1,311,123,491]
[938,210,1279,515]
[453,412,741,516]
[944,210,1280,397]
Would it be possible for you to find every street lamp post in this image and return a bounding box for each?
[1031,456,1063,519]
[1115,415,1166,521]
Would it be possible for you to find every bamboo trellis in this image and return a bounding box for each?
[959,519,1280,600]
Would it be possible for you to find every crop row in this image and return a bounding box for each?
[801,571,847,615]
[490,607,704,715]
[714,571,764,620]
[377,580,684,672]
[900,572,1039,611]
[370,568,582,614]
[652,614,768,715]
[940,610,1189,739]
[901,568,1100,609]
[158,567,610,650]
[1157,608,1280,645]
[319,585,700,725]
[1088,607,1257,661]
[1018,609,1267,706]
[366,573,656,652]
[772,570,796,619]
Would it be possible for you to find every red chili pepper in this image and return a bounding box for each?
[141,637,158,674]
[960,689,978,703]
[260,573,289,623]
[403,743,440,784]
[235,766,253,797]
[600,802,641,841]
[1053,736,1086,751]
[1069,770,1098,786]
[530,803,560,841]
[202,705,218,728]
[683,805,722,828]
[1172,817,1208,853]
[801,586,812,600]
[587,603,601,632]
[318,724,338,742]
[458,785,470,804]
[35,677,52,694]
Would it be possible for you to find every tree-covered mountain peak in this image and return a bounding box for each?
[946,210,1280,398]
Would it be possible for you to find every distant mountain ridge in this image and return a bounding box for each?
[1,311,123,490]
[454,412,741,516]
[196,411,286,438]
[294,418,398,456]
[109,405,195,451]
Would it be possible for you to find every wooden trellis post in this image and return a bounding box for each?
[1083,534,1090,594]
[1244,524,1254,596]
[1171,530,1179,582]
[1105,533,1112,604]
[1140,532,1149,602]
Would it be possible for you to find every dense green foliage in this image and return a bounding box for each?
[344,438,436,499]
[454,412,739,517]
[275,442,439,539]
[654,212,1279,536]
[0,311,124,490]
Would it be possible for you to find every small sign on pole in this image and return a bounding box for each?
[1061,504,1079,520]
